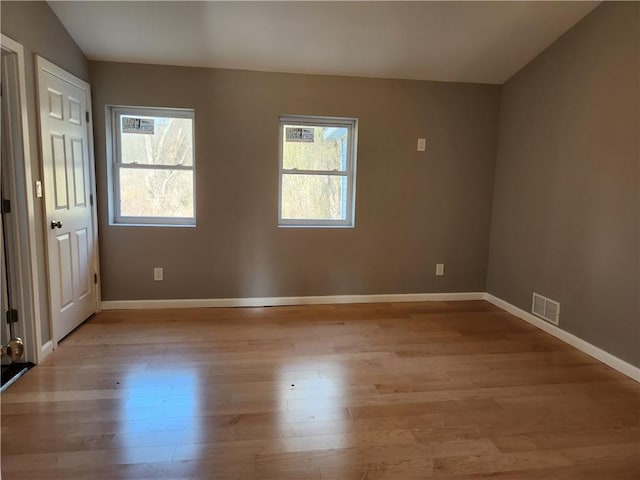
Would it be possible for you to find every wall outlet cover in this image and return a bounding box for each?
[153,267,163,281]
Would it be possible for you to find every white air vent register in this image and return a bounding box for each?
[532,292,560,325]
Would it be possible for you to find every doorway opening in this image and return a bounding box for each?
[1,46,34,387]
[1,35,46,385]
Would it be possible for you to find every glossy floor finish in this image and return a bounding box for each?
[1,301,639,479]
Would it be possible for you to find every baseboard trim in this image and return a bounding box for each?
[100,291,638,383]
[101,291,485,311]
[38,340,54,364]
[485,293,640,383]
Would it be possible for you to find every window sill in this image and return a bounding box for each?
[278,224,355,229]
[110,223,196,228]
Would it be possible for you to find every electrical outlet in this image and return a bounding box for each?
[435,263,445,276]
[153,267,163,281]
[417,138,426,152]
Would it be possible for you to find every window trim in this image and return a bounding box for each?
[110,106,196,226]
[278,114,358,228]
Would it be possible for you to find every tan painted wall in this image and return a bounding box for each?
[1,1,89,344]
[89,62,501,300]
[487,2,640,366]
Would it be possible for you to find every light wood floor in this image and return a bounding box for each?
[1,301,639,479]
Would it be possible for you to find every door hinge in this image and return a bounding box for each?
[6,309,18,324]
[1,199,10,214]
[94,273,98,284]
[90,194,94,206]
[86,111,90,123]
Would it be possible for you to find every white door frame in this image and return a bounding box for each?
[1,35,43,362]
[35,56,101,350]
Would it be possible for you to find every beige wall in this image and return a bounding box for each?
[90,62,500,301]
[1,1,89,344]
[487,2,640,366]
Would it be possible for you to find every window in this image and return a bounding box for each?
[279,115,357,227]
[110,106,195,225]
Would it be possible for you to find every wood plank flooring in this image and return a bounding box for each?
[1,300,639,479]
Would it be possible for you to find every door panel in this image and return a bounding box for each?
[70,137,86,207]
[47,88,63,120]
[55,233,73,310]
[50,133,68,209]
[68,97,82,125]
[75,228,90,300]
[38,61,96,342]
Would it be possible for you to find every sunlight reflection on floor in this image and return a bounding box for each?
[276,361,348,473]
[117,367,203,465]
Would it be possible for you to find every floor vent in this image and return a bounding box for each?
[531,292,560,325]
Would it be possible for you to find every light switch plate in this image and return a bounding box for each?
[35,181,43,198]
[417,138,426,152]
[435,263,445,276]
[154,267,163,281]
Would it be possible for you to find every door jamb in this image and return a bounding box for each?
[35,56,102,352]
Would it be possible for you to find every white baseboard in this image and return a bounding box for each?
[101,291,485,311]
[99,290,638,383]
[485,293,640,383]
[36,340,54,364]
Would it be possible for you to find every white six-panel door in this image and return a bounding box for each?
[37,58,97,343]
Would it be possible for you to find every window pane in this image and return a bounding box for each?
[119,168,193,218]
[281,174,347,220]
[282,125,348,171]
[120,115,193,166]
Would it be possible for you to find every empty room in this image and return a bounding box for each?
[1,1,638,479]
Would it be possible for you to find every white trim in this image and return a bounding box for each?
[86,84,102,314]
[102,292,485,310]
[1,35,44,363]
[485,293,640,383]
[36,56,88,91]
[40,340,54,359]
[109,105,196,226]
[278,114,358,228]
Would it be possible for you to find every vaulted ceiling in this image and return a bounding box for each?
[49,1,599,85]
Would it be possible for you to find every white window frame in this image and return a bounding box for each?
[110,106,196,226]
[278,115,358,228]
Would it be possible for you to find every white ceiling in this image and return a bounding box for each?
[48,1,599,85]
